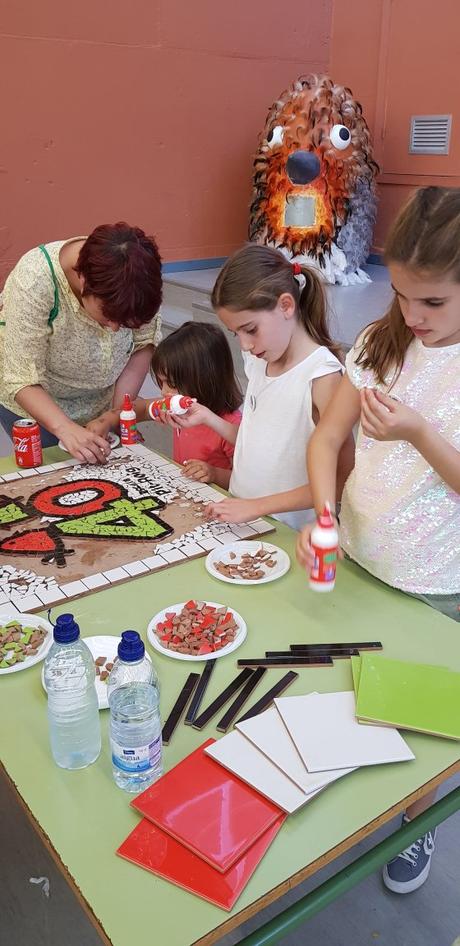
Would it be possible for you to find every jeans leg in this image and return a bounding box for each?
[0,403,58,448]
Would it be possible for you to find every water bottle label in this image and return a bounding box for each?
[111,734,162,773]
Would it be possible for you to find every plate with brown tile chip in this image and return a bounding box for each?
[205,541,290,586]
[41,635,152,709]
[0,611,53,675]
[147,600,247,661]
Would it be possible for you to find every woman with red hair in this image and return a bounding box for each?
[0,223,162,463]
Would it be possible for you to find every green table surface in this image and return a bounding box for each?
[1,447,459,946]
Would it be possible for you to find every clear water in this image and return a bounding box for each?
[44,639,101,770]
[109,682,163,792]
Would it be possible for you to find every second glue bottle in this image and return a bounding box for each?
[309,504,339,592]
[120,394,138,445]
[107,631,163,792]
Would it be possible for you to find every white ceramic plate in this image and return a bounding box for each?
[205,541,290,586]
[0,611,53,675]
[41,635,152,710]
[147,601,247,662]
[57,431,120,452]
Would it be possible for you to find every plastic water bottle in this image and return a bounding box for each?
[107,631,163,792]
[44,613,101,770]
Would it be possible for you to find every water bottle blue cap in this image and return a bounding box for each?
[118,630,145,662]
[53,613,80,644]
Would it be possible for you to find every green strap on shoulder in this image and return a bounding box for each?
[38,244,60,326]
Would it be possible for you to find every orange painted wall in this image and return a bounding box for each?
[1,1,332,282]
[329,0,460,251]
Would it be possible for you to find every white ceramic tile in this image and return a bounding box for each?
[249,519,274,534]
[214,530,244,545]
[275,692,415,772]
[49,461,77,470]
[81,573,110,590]
[103,567,130,583]
[195,537,222,551]
[60,580,89,598]
[35,586,67,605]
[10,593,43,612]
[1,472,22,482]
[159,548,186,563]
[142,555,167,570]
[0,591,10,605]
[229,524,258,538]
[35,464,56,474]
[14,468,39,477]
[122,560,150,577]
[200,488,224,502]
[205,731,315,814]
[178,541,204,557]
[236,706,353,794]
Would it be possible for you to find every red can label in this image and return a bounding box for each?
[13,419,43,468]
[120,419,138,445]
[310,544,338,585]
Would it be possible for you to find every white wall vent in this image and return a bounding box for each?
[409,115,451,154]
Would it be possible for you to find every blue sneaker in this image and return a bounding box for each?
[383,816,436,894]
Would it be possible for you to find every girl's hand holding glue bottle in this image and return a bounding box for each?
[297,502,342,592]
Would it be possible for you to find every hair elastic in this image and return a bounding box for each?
[291,260,307,291]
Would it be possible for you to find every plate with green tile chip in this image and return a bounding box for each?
[0,611,53,674]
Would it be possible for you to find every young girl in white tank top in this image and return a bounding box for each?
[172,243,354,527]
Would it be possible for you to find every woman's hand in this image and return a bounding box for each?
[296,518,343,571]
[360,389,425,443]
[206,497,259,524]
[182,459,213,483]
[86,411,117,439]
[57,421,111,464]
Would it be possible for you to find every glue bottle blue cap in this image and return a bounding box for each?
[53,613,80,644]
[118,630,145,662]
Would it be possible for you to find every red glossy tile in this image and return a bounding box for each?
[131,739,283,872]
[117,814,285,910]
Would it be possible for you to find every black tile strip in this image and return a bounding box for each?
[235,671,299,725]
[162,673,200,745]
[216,668,267,733]
[289,641,382,652]
[265,650,360,660]
[184,660,216,725]
[192,668,254,730]
[238,656,333,668]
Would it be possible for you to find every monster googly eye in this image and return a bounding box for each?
[266,125,284,147]
[330,124,351,150]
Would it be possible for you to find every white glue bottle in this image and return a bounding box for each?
[309,503,339,592]
[120,394,138,445]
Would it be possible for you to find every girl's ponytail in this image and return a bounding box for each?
[296,264,343,362]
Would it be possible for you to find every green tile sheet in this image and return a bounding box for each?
[356,652,460,740]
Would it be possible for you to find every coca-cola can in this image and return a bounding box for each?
[12,418,43,468]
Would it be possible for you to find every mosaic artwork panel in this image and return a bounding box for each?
[0,446,274,613]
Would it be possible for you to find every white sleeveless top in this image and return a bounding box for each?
[229,347,342,530]
[341,335,460,594]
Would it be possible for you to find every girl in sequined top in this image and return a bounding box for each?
[296,185,460,895]
[297,186,460,621]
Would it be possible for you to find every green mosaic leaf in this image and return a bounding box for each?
[55,498,173,541]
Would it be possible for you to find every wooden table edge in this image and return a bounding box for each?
[3,759,459,946]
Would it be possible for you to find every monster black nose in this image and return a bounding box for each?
[286,150,320,185]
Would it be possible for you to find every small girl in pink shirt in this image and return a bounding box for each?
[93,322,241,488]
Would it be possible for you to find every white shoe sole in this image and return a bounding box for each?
[382,857,432,894]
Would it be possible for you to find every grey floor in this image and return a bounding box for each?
[2,266,459,944]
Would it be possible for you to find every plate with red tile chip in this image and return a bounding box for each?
[147,600,247,661]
